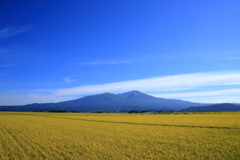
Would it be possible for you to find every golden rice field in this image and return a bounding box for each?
[0,112,240,160]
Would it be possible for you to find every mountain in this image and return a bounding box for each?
[180,103,240,112]
[54,90,204,111]
[0,90,205,112]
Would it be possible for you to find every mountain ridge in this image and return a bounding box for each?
[0,90,205,112]
[180,103,240,112]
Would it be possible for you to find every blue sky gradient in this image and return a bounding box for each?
[0,0,240,105]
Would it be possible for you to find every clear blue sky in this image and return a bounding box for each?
[1,0,240,105]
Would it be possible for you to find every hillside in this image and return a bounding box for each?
[180,103,240,112]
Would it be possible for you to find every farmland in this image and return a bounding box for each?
[0,112,240,159]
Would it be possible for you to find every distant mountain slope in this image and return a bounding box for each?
[180,103,240,112]
[0,90,205,112]
[54,91,204,111]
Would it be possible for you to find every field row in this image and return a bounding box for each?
[35,114,240,129]
[31,112,240,129]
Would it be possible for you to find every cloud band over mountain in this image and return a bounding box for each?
[55,71,240,97]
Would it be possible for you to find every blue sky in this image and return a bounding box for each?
[0,0,240,105]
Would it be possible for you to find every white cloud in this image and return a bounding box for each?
[0,26,32,39]
[76,60,134,65]
[2,71,240,105]
[221,57,240,60]
[181,96,240,103]
[151,88,240,99]
[0,49,10,55]
[63,76,77,83]
[0,63,13,68]
[0,94,74,105]
[54,71,240,96]
[26,94,75,104]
